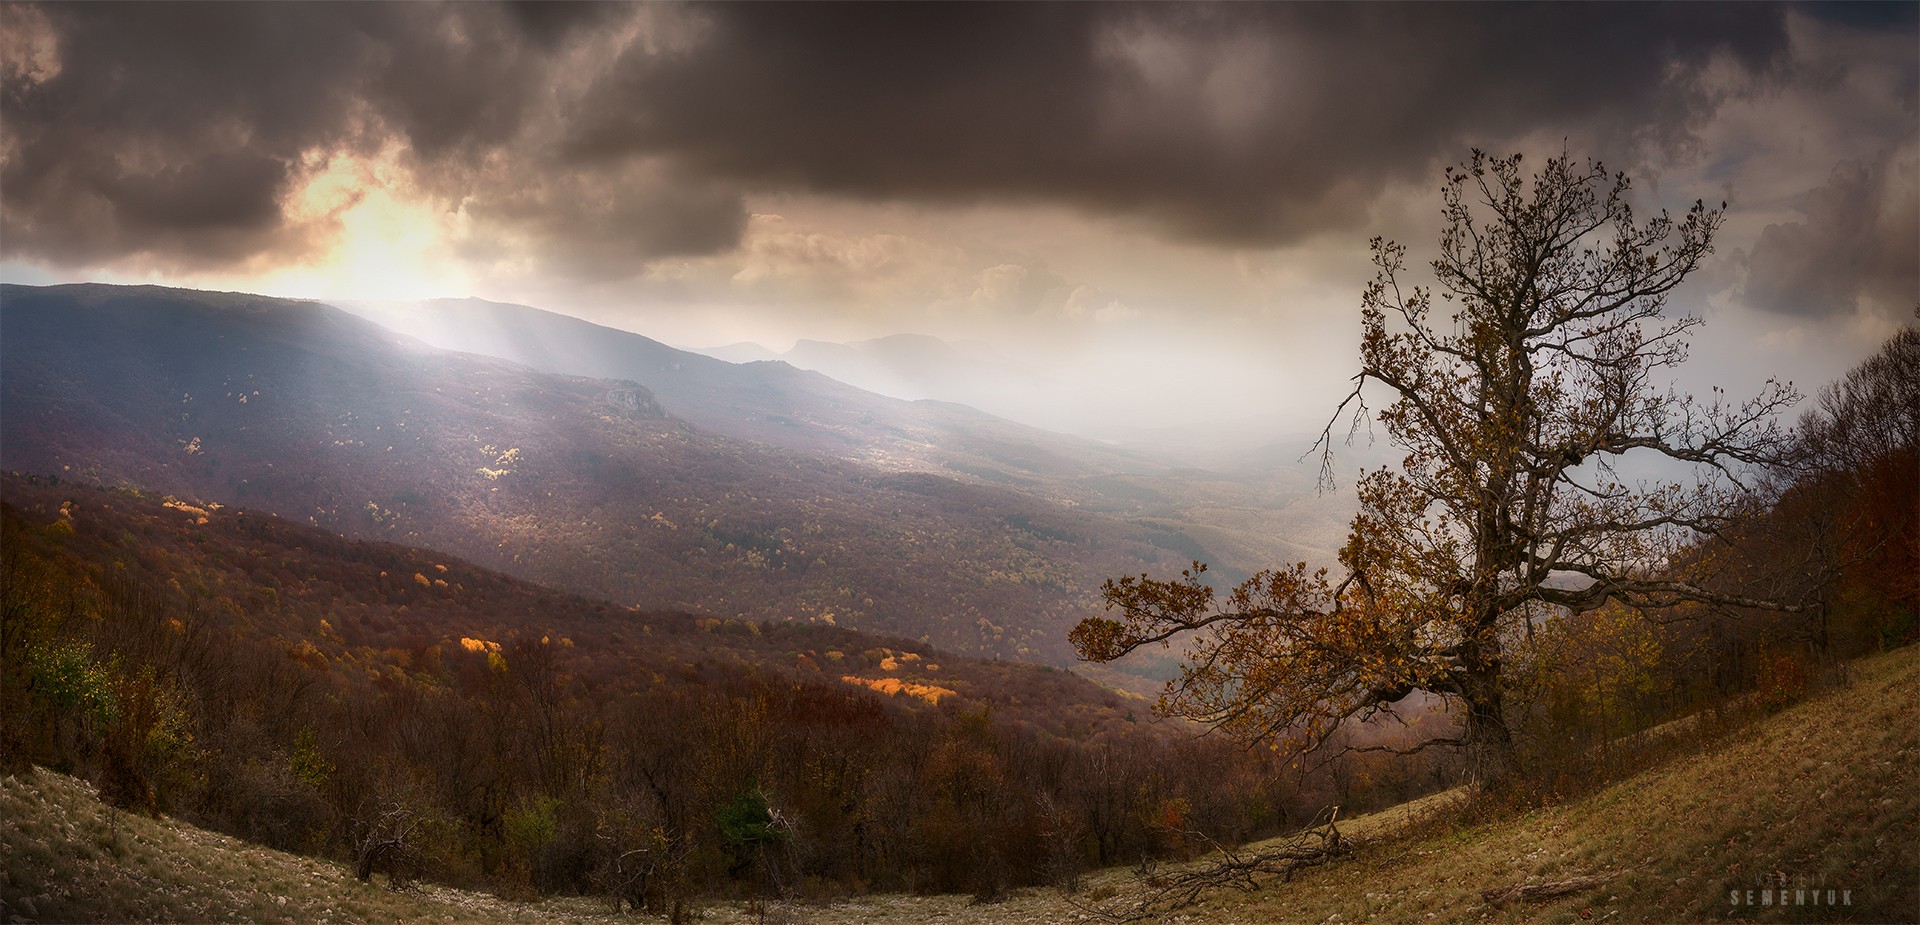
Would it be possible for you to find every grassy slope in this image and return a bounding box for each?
[0,768,622,925]
[4,646,1914,924]
[1176,644,1918,925]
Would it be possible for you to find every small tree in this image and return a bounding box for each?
[1073,151,1797,789]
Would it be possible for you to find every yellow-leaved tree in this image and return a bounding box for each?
[1072,151,1799,790]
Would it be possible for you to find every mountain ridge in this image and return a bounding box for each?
[0,283,1212,672]
[338,294,1359,569]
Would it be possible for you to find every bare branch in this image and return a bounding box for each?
[1076,807,1352,923]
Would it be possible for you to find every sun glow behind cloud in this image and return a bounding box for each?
[243,150,473,304]
[7,147,478,306]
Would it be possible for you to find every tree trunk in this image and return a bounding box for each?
[354,843,384,882]
[1463,685,1516,792]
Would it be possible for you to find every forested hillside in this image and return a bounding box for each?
[2,283,1234,668]
[6,644,1912,923]
[0,475,1348,910]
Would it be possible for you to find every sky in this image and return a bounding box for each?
[2,2,1914,445]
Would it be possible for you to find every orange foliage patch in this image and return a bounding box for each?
[841,675,956,705]
[162,499,210,524]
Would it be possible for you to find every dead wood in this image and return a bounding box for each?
[1076,806,1353,923]
[1481,871,1618,907]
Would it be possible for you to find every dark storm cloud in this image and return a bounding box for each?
[501,1,625,50]
[568,2,1795,244]
[1800,1,1919,32]
[2,2,368,265]
[0,1,1834,274]
[107,153,290,233]
[457,162,748,280]
[1744,150,1920,319]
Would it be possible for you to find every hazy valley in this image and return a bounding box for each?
[3,284,1360,683]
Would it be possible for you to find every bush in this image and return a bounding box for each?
[1757,651,1809,712]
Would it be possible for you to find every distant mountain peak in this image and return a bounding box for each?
[697,341,782,364]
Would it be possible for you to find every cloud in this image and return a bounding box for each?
[1059,285,1139,324]
[710,213,968,310]
[0,2,741,276]
[7,0,1902,283]
[1742,143,1920,319]
[454,160,746,282]
[564,3,1795,245]
[947,262,1069,317]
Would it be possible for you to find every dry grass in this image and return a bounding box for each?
[1168,643,1918,925]
[0,770,621,924]
[3,645,1913,924]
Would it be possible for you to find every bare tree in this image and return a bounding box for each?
[351,798,425,887]
[1073,150,1798,789]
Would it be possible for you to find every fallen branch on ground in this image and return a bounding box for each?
[1076,806,1352,923]
[1481,871,1618,907]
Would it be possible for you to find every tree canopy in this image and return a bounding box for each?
[1072,151,1799,787]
